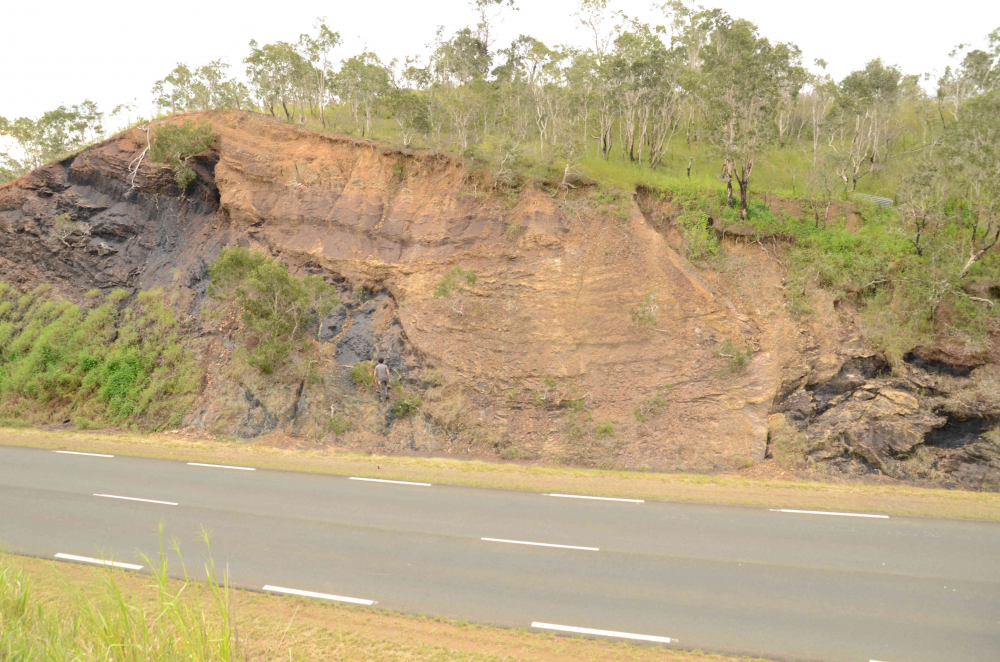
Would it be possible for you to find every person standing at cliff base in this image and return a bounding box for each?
[374,358,391,402]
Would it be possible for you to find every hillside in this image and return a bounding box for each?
[0,110,997,488]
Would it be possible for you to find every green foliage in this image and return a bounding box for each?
[209,247,338,374]
[630,289,658,326]
[421,370,442,387]
[433,267,478,298]
[0,283,201,430]
[677,208,719,260]
[633,385,674,423]
[717,339,753,372]
[595,420,615,437]
[326,412,352,434]
[391,392,422,418]
[0,100,104,182]
[0,536,241,661]
[149,119,215,190]
[350,360,377,389]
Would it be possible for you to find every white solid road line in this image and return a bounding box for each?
[54,450,114,458]
[262,585,375,605]
[94,494,178,506]
[55,553,143,570]
[482,537,599,551]
[770,508,889,519]
[187,462,256,471]
[349,477,432,486]
[532,622,672,644]
[546,493,644,503]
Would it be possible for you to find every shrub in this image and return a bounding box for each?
[634,385,673,422]
[327,412,352,434]
[391,392,422,418]
[677,209,719,260]
[209,247,338,374]
[434,266,478,298]
[717,338,753,372]
[150,119,216,190]
[350,360,377,389]
[630,290,658,326]
[596,420,614,437]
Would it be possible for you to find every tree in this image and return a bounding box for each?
[937,29,999,125]
[335,52,390,137]
[209,247,338,374]
[835,59,902,191]
[386,89,430,147]
[245,40,309,120]
[938,91,1000,276]
[700,14,804,217]
[0,101,105,178]
[298,20,342,127]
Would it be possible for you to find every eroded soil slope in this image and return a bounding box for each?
[1,110,997,486]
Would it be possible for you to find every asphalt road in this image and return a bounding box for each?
[1,445,998,662]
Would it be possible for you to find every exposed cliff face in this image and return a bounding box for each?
[1,109,996,487]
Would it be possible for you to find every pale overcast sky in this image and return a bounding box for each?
[2,0,998,123]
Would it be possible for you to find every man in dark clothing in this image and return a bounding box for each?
[373,358,391,402]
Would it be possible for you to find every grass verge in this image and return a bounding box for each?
[2,427,999,521]
[1,553,772,662]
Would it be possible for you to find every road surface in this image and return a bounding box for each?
[0,445,997,662]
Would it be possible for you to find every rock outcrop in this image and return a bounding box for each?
[1,109,997,487]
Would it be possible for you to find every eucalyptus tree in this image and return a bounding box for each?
[298,21,342,127]
[936,29,999,126]
[939,90,1000,276]
[700,14,804,216]
[244,40,310,120]
[0,101,104,179]
[335,52,390,138]
[834,58,902,191]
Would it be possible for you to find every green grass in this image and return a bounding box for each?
[0,282,201,431]
[0,532,239,662]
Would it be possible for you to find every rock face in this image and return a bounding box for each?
[1,110,997,487]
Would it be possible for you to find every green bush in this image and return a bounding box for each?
[391,392,422,418]
[595,420,614,437]
[630,290,658,326]
[434,267,478,298]
[209,247,338,374]
[717,338,753,372]
[350,360,377,389]
[150,119,216,190]
[677,209,719,260]
[327,412,352,434]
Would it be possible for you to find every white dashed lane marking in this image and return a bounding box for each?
[532,622,672,643]
[54,450,114,457]
[55,553,143,570]
[94,494,178,506]
[482,538,599,551]
[263,585,374,605]
[770,509,889,519]
[546,493,644,503]
[187,462,256,471]
[349,477,431,486]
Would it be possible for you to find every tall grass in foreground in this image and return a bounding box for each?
[0,531,243,662]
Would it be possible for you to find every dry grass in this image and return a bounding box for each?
[3,427,999,520]
[4,554,772,662]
